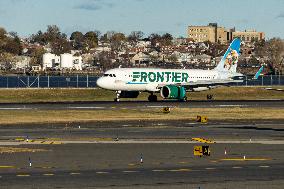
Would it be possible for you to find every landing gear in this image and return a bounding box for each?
[148,94,158,102]
[207,94,213,100]
[114,91,121,102]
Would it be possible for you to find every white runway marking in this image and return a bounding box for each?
[232,166,242,169]
[259,165,270,168]
[0,108,34,110]
[69,107,105,109]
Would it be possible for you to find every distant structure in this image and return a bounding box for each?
[187,23,265,44]
[232,30,265,43]
[42,53,82,70]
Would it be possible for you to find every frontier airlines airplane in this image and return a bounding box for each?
[96,38,261,102]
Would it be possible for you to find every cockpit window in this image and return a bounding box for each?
[103,74,116,77]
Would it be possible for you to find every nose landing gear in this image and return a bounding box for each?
[114,91,121,102]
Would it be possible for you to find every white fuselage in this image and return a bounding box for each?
[96,68,232,92]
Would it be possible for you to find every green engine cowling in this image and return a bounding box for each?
[160,85,186,100]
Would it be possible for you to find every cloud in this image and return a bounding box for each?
[276,13,284,19]
[74,0,115,11]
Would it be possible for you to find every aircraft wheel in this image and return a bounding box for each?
[148,95,158,102]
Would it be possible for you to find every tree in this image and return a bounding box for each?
[161,33,173,46]
[263,38,284,74]
[128,31,144,44]
[84,31,98,50]
[110,32,126,51]
[70,31,84,50]
[51,38,72,55]
[149,33,161,46]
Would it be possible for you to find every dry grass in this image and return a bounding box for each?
[0,86,283,103]
[0,107,283,125]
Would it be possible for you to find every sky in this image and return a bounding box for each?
[0,0,284,39]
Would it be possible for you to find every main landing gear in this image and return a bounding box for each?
[148,93,158,102]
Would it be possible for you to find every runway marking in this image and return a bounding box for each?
[128,163,137,166]
[259,165,270,168]
[232,166,243,169]
[96,171,109,174]
[70,172,81,175]
[192,137,215,144]
[70,107,105,109]
[43,173,54,176]
[169,169,190,172]
[205,167,216,170]
[221,158,270,161]
[0,166,15,169]
[178,161,189,164]
[122,170,139,173]
[152,169,166,172]
[17,174,30,177]
[0,108,33,110]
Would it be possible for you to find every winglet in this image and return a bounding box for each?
[253,66,264,80]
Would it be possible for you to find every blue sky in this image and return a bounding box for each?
[0,0,284,39]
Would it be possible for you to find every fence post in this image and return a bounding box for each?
[6,77,8,88]
[38,76,40,88]
[48,75,50,88]
[279,72,281,85]
[245,75,247,86]
[270,75,273,86]
[261,76,264,86]
[77,74,79,88]
[87,75,89,88]
[27,76,30,88]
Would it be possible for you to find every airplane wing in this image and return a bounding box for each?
[158,78,244,89]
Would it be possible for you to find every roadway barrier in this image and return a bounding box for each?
[0,75,283,88]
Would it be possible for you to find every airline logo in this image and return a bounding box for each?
[224,49,239,70]
[132,71,190,83]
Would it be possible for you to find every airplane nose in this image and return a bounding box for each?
[96,77,104,88]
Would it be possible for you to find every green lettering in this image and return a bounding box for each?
[172,72,176,82]
[132,72,140,82]
[140,72,147,82]
[165,72,171,82]
[157,72,164,82]
[182,73,189,82]
[176,72,181,82]
[148,72,156,82]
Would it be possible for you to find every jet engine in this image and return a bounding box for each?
[160,85,186,100]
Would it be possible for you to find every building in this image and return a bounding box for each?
[188,23,264,44]
[232,30,265,43]
[188,23,232,44]
[42,53,82,70]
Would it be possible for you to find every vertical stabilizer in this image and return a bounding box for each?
[215,38,241,73]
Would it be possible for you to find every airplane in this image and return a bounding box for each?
[96,38,261,102]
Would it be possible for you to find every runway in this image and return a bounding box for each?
[0,118,284,188]
[0,99,283,110]
[0,100,283,188]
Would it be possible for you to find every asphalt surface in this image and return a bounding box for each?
[0,99,283,110]
[0,100,283,188]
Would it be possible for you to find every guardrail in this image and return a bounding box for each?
[0,75,283,88]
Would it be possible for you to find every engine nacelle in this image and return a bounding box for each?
[160,85,186,100]
[120,91,140,98]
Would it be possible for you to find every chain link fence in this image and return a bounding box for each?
[0,75,283,88]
